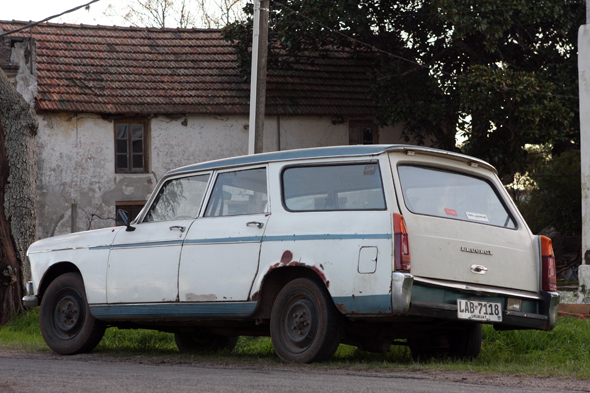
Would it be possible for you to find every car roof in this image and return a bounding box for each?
[165,144,496,177]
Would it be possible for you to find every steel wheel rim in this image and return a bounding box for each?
[51,289,85,340]
[280,295,318,353]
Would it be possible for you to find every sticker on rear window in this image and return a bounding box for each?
[444,208,458,216]
[466,212,489,222]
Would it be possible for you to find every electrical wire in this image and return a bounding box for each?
[0,0,101,38]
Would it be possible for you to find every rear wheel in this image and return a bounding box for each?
[409,324,482,361]
[175,333,238,352]
[270,278,342,363]
[449,324,482,360]
[39,272,106,355]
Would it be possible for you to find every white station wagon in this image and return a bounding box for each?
[24,145,559,363]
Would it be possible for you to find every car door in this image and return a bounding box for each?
[178,166,269,303]
[106,173,211,303]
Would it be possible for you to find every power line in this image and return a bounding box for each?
[272,1,579,100]
[0,0,101,38]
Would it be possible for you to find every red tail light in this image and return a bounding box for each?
[393,213,410,272]
[541,236,557,292]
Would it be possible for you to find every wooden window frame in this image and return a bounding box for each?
[114,119,149,173]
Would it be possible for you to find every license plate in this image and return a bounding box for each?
[457,299,502,322]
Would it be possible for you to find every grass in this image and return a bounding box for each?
[2,309,590,377]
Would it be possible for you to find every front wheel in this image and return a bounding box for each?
[270,278,342,363]
[39,272,106,355]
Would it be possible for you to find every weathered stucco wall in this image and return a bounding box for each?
[36,113,407,239]
[36,113,157,238]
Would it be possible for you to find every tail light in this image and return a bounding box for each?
[393,213,410,272]
[540,236,557,292]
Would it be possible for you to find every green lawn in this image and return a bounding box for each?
[1,309,589,377]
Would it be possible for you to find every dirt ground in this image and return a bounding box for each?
[1,348,589,392]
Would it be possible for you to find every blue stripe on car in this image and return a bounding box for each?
[90,302,258,319]
[92,233,392,250]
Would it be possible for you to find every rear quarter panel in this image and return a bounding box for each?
[252,156,395,314]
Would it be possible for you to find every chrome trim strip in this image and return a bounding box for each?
[414,277,543,300]
[28,246,96,254]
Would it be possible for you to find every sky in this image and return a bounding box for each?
[2,0,126,27]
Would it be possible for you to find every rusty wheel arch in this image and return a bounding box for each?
[252,265,331,319]
[37,262,82,301]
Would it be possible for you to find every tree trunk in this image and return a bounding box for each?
[0,70,37,325]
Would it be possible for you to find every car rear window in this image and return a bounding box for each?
[282,163,386,211]
[398,165,516,229]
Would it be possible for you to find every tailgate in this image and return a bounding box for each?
[389,153,539,293]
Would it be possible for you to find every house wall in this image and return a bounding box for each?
[35,112,406,239]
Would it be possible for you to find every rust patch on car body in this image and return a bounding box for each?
[267,250,328,283]
[280,250,293,263]
[251,291,260,301]
[336,303,348,313]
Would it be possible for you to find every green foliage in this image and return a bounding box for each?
[3,310,590,377]
[514,148,581,235]
[222,0,583,182]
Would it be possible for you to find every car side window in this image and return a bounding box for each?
[144,174,210,222]
[205,168,268,217]
[282,163,386,211]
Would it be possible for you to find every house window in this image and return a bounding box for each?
[116,201,146,225]
[115,120,148,173]
[349,121,378,145]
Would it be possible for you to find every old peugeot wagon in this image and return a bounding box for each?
[24,145,559,363]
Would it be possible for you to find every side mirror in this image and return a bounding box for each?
[117,209,136,232]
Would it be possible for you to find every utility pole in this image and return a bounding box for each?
[577,0,590,301]
[248,0,269,155]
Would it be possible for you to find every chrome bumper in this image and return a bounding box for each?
[22,281,38,307]
[391,272,413,314]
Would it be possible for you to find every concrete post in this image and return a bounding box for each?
[578,21,590,298]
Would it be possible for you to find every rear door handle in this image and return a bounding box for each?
[169,226,186,233]
[246,221,264,229]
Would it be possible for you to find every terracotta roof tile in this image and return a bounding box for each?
[0,21,376,116]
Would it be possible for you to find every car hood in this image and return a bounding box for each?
[28,227,123,254]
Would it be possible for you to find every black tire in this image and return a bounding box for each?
[270,278,342,363]
[449,323,482,360]
[175,333,238,352]
[39,272,106,355]
[409,324,482,361]
[408,338,443,361]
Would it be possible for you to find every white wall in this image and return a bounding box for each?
[35,112,407,238]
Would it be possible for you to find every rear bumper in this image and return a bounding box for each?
[405,292,559,331]
[396,276,560,331]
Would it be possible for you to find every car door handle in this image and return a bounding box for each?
[169,226,186,233]
[246,221,264,229]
